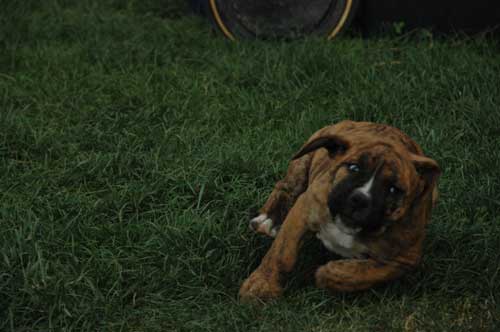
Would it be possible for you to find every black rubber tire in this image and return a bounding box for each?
[206,0,360,40]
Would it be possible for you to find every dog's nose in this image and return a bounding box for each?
[348,191,370,210]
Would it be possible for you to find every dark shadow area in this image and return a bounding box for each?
[359,0,500,37]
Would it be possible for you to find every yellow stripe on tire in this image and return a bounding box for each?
[209,0,236,41]
[327,0,354,40]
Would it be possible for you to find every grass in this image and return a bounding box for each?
[1,0,500,331]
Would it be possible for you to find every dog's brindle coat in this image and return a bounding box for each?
[240,121,440,301]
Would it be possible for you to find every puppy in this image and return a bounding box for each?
[240,120,440,301]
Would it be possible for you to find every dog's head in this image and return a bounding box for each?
[293,133,440,235]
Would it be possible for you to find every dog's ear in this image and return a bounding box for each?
[292,135,350,160]
[411,154,441,196]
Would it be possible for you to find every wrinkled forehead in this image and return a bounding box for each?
[349,145,414,184]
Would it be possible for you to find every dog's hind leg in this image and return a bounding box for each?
[249,154,312,237]
[314,245,422,292]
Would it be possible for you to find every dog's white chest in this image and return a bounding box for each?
[316,219,364,258]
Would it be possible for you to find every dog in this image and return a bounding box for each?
[239,120,440,301]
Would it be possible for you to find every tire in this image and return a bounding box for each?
[206,0,360,40]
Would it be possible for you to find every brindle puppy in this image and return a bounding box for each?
[240,120,440,301]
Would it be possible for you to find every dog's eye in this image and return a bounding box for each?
[347,164,360,173]
[388,186,403,195]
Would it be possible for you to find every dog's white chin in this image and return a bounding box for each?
[335,216,362,235]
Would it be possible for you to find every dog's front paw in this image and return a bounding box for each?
[249,214,279,237]
[239,270,282,303]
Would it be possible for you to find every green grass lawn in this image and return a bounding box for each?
[1,1,500,331]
